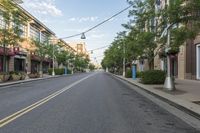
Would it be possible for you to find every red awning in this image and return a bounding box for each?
[0,47,15,56]
[31,55,52,63]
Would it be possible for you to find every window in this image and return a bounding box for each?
[41,32,48,42]
[20,24,27,38]
[0,11,5,29]
[30,26,40,40]
[12,22,27,38]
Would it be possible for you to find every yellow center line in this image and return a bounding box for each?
[0,73,96,128]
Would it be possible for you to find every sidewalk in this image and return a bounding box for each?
[0,74,60,87]
[113,74,200,119]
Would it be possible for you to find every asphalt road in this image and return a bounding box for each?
[0,72,199,133]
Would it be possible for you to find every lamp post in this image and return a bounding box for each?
[52,42,55,76]
[163,25,175,91]
[162,0,175,91]
[122,41,126,77]
[160,23,176,91]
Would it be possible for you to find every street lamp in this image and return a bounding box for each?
[122,41,126,77]
[81,33,86,39]
[52,42,55,76]
[160,23,176,91]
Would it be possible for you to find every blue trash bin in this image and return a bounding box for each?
[132,65,136,80]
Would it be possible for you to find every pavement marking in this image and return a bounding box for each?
[0,73,96,128]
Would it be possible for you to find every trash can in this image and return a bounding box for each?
[132,64,136,80]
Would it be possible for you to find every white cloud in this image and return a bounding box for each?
[22,0,62,17]
[68,16,99,23]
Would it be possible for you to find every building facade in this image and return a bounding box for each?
[154,0,200,80]
[0,2,76,74]
[68,42,90,58]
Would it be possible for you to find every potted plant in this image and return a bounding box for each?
[10,71,21,81]
[28,72,40,78]
[0,72,10,82]
[166,47,180,55]
[20,72,27,80]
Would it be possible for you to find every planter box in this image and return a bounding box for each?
[28,73,40,78]
[11,74,21,81]
[0,74,10,82]
[20,74,26,80]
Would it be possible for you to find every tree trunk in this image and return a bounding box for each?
[3,43,6,73]
[39,61,43,78]
[148,59,154,70]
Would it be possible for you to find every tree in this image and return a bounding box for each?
[56,49,70,66]
[73,54,90,72]
[31,39,53,76]
[159,0,200,49]
[89,63,95,71]
[0,0,27,72]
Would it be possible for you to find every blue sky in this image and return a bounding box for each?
[21,0,130,64]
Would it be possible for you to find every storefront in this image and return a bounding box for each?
[197,44,200,80]
[31,60,40,73]
[14,57,25,72]
[0,47,14,72]
[43,60,51,73]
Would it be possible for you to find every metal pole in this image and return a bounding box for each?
[163,25,175,90]
[52,43,55,76]
[163,0,175,91]
[122,41,126,77]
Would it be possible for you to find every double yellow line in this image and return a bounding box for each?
[0,74,95,128]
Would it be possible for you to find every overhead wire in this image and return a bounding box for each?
[59,4,133,40]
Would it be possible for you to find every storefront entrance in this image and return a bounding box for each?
[14,58,25,72]
[197,44,200,79]
[31,60,40,73]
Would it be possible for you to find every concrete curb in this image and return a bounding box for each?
[0,74,71,87]
[111,73,200,120]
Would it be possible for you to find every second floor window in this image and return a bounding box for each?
[41,32,48,42]
[30,26,40,40]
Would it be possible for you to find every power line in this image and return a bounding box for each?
[87,45,110,52]
[92,55,104,58]
[60,4,133,40]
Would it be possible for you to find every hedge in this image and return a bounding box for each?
[136,71,143,78]
[125,68,132,78]
[141,70,166,84]
[48,68,69,75]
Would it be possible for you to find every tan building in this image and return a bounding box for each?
[0,2,75,74]
[154,0,200,80]
[68,42,90,58]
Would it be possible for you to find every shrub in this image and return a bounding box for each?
[20,72,27,80]
[67,69,72,74]
[28,73,40,78]
[136,71,143,78]
[48,68,67,75]
[141,70,166,84]
[125,68,132,78]
[0,72,10,82]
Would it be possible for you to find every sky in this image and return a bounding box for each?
[21,0,130,65]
